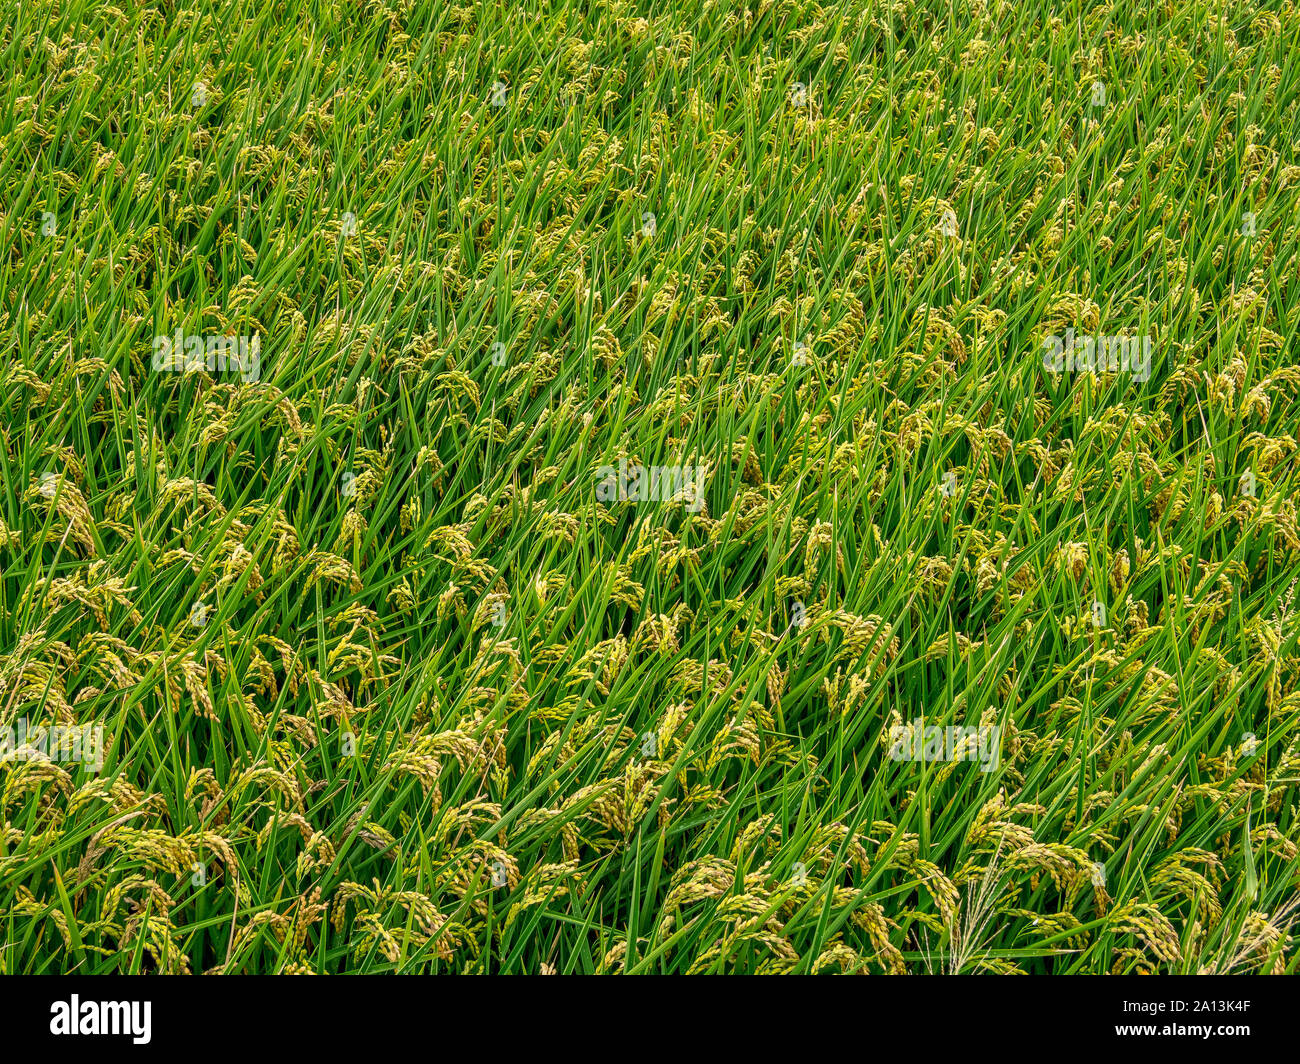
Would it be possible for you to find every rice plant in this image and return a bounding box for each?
[2,0,1299,974]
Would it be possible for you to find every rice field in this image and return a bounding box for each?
[3,0,1300,975]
